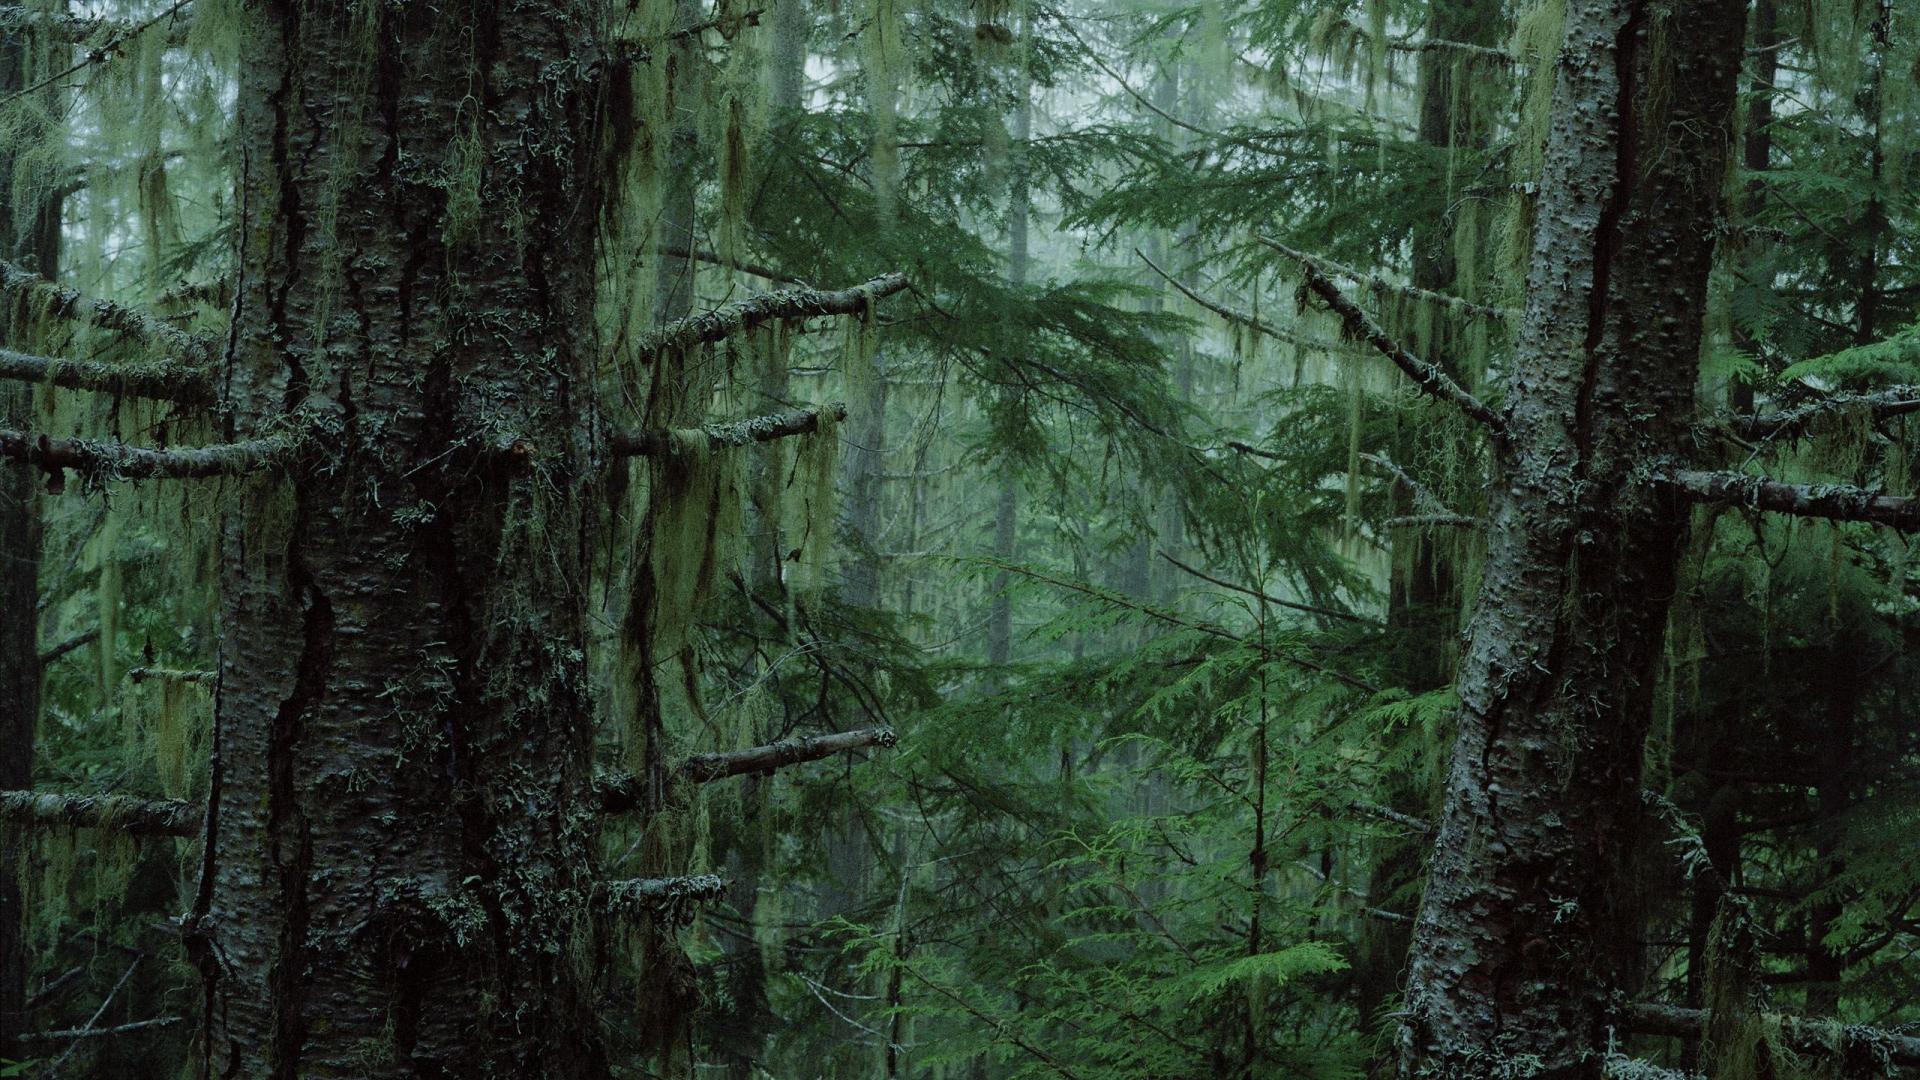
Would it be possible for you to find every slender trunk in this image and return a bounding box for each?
[1396,0,1745,1073]
[195,4,606,1073]
[985,83,1029,669]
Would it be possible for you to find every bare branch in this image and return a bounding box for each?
[0,346,215,405]
[1157,551,1382,627]
[1348,800,1434,834]
[597,727,896,812]
[1382,513,1480,530]
[1257,236,1513,323]
[0,429,297,484]
[1737,385,1920,440]
[610,403,847,458]
[17,1016,183,1042]
[1667,469,1920,532]
[38,627,98,666]
[127,666,216,684]
[0,259,215,364]
[1257,237,1507,434]
[1625,1002,1920,1067]
[659,243,804,286]
[602,875,728,926]
[0,789,199,837]
[638,273,908,357]
[1135,248,1345,353]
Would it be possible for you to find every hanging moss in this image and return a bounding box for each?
[787,407,839,591]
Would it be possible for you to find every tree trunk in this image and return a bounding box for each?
[193,3,607,1073]
[0,18,61,1066]
[1396,0,1746,1074]
[985,81,1030,669]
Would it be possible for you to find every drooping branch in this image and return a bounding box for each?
[609,402,847,458]
[0,347,215,405]
[1624,1002,1920,1067]
[1134,248,1345,354]
[1737,385,1920,440]
[0,429,298,484]
[1257,238,1507,434]
[0,790,198,837]
[1257,236,1514,323]
[602,875,728,926]
[637,273,908,356]
[596,726,897,812]
[1667,469,1920,532]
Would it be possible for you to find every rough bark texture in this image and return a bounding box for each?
[0,790,199,837]
[1395,0,1746,1074]
[193,3,607,1074]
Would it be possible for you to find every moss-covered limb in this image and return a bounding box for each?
[0,6,194,45]
[602,875,728,926]
[0,790,198,837]
[16,1016,185,1042]
[1349,800,1435,834]
[1382,513,1480,530]
[1667,469,1920,531]
[1135,248,1345,354]
[127,666,216,684]
[677,727,897,785]
[1257,236,1514,323]
[0,260,214,365]
[1625,1003,1920,1067]
[0,347,215,405]
[610,402,849,457]
[636,273,908,357]
[1320,17,1513,63]
[1257,239,1507,435]
[0,428,296,481]
[0,0,193,109]
[1736,385,1920,440]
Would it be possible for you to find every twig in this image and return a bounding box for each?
[1157,551,1381,627]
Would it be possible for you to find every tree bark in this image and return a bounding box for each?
[1396,0,1746,1073]
[193,3,607,1073]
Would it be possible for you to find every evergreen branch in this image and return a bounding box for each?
[0,429,298,483]
[1134,248,1345,353]
[1738,385,1920,440]
[897,964,1090,1080]
[0,259,216,364]
[0,346,216,405]
[1666,469,1920,532]
[1257,237,1507,435]
[0,0,194,110]
[610,402,847,457]
[1625,1002,1920,1067]
[17,1016,184,1042]
[596,727,895,812]
[1257,236,1513,323]
[0,789,199,837]
[977,558,1381,694]
[1157,551,1383,627]
[602,875,728,926]
[637,273,908,356]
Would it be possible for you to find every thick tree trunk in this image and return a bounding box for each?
[1396,0,1745,1074]
[193,3,607,1074]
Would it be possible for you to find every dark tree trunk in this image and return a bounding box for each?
[0,18,61,1066]
[194,3,607,1073]
[1396,0,1746,1074]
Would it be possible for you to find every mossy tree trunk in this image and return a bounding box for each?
[1395,0,1746,1073]
[192,2,608,1073]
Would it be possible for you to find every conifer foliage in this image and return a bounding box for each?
[1,0,1918,1077]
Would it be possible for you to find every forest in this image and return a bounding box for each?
[0,0,1915,1076]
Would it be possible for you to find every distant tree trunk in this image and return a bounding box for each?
[194,3,607,1074]
[985,81,1029,669]
[0,18,61,1066]
[1396,0,1745,1073]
